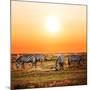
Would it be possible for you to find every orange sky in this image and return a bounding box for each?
[11,1,86,53]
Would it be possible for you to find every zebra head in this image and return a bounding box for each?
[16,55,22,69]
[55,55,64,71]
[16,61,21,68]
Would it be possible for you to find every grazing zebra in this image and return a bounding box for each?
[16,54,45,69]
[16,55,35,69]
[68,55,83,65]
[35,54,45,65]
[55,54,64,71]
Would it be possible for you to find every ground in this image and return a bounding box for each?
[11,60,87,89]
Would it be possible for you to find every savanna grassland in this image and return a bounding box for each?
[11,53,87,89]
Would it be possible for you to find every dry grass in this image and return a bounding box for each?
[11,60,87,89]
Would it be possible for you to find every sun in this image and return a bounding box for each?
[46,16,59,33]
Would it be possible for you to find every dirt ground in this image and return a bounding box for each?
[11,60,87,89]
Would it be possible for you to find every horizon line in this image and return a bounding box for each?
[11,51,87,54]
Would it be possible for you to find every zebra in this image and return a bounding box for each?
[68,54,83,66]
[55,54,85,71]
[16,54,45,69]
[35,54,45,65]
[55,54,64,71]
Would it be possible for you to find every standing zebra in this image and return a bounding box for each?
[16,54,45,69]
[16,55,35,69]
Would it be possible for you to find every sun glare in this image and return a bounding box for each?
[46,16,59,33]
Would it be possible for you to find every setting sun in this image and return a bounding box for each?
[46,16,59,33]
[12,1,86,53]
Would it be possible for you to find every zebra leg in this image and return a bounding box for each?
[41,60,42,65]
[61,63,63,70]
[22,63,25,69]
[55,65,59,71]
[78,58,82,66]
[31,63,34,68]
[40,60,44,67]
[59,62,64,70]
[59,63,61,70]
[68,59,71,66]
[55,62,58,71]
[16,62,20,69]
[35,62,37,68]
[62,63,64,70]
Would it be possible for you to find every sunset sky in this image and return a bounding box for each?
[11,1,86,53]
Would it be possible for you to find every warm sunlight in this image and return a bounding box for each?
[46,16,59,33]
[12,1,86,53]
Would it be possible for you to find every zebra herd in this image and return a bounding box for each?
[55,54,85,71]
[16,54,44,69]
[15,54,86,71]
